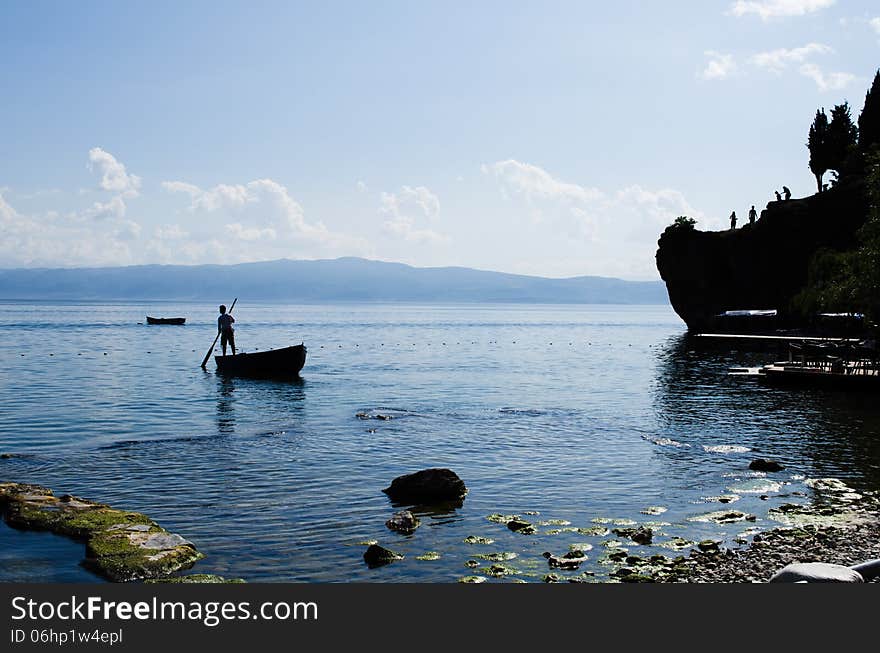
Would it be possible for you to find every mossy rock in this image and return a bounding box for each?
[1,482,205,583]
[473,551,518,562]
[463,535,495,545]
[85,528,204,582]
[507,519,536,534]
[619,573,656,583]
[458,575,486,583]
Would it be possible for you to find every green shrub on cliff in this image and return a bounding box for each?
[794,150,880,322]
[665,216,696,232]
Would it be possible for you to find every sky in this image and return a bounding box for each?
[1,1,879,280]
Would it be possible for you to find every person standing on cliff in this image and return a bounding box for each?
[783,186,791,200]
[775,190,782,201]
[748,205,757,224]
[729,211,737,230]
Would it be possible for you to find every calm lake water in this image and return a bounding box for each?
[1,301,879,582]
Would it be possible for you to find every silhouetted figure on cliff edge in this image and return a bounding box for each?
[748,205,757,224]
[729,211,737,230]
[775,190,782,201]
[783,186,791,200]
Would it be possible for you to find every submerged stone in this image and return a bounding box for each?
[507,519,536,535]
[416,552,441,561]
[147,574,246,584]
[473,551,518,562]
[385,510,420,534]
[382,468,467,504]
[487,513,520,524]
[640,506,667,516]
[749,459,785,472]
[458,575,486,583]
[611,526,653,545]
[543,551,585,570]
[688,510,754,524]
[463,535,495,545]
[577,526,610,537]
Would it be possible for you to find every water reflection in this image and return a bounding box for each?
[652,333,880,490]
[214,374,307,437]
[216,376,236,435]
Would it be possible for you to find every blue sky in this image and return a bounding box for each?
[1,1,879,279]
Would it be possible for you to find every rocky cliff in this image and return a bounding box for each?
[655,182,867,332]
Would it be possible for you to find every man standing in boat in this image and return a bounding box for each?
[218,305,236,356]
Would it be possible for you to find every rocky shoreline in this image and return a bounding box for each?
[663,518,880,583]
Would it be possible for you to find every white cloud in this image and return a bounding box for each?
[83,148,143,220]
[699,51,738,81]
[162,176,368,259]
[749,43,832,73]
[482,160,706,278]
[85,195,128,220]
[379,185,446,243]
[728,0,835,20]
[382,215,448,244]
[380,186,440,219]
[483,160,603,203]
[871,17,880,36]
[0,190,142,267]
[154,224,189,240]
[799,63,857,91]
[88,148,141,197]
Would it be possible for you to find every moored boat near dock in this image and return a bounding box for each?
[752,340,880,389]
[215,343,306,377]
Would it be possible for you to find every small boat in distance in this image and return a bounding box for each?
[146,316,186,325]
[215,344,306,377]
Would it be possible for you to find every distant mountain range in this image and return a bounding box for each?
[0,257,668,304]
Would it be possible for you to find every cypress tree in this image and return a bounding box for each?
[826,102,858,181]
[807,108,829,192]
[858,69,880,154]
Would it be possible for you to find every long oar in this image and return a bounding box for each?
[200,297,237,369]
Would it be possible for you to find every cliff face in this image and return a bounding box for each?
[655,183,867,332]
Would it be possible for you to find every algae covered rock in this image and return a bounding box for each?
[506,519,536,535]
[0,482,204,582]
[147,574,246,584]
[382,468,467,504]
[611,526,653,545]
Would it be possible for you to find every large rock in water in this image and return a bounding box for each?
[655,182,868,332]
[382,468,467,504]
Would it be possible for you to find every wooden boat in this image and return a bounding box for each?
[215,344,307,377]
[146,316,186,325]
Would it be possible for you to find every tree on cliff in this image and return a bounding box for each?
[858,70,880,154]
[826,102,859,183]
[794,151,880,322]
[808,108,830,192]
